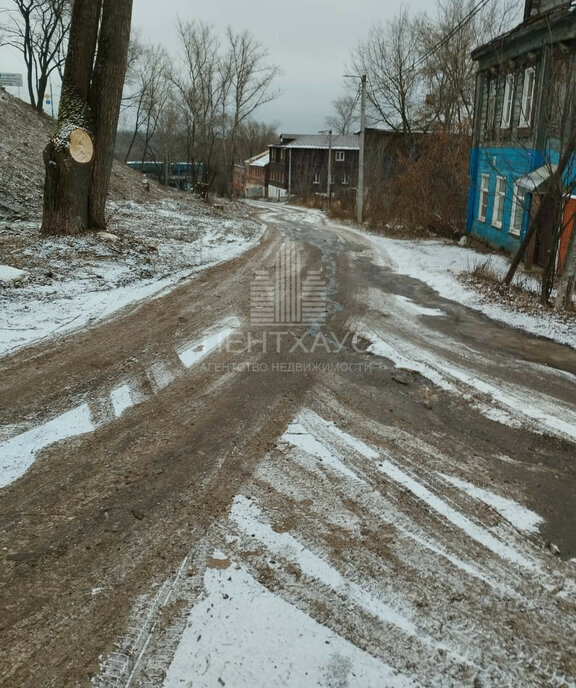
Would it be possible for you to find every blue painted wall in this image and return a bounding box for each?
[466,145,571,252]
[467,146,545,251]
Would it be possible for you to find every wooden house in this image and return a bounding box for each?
[467,0,576,269]
[267,134,359,202]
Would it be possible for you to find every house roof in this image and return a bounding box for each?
[471,2,576,66]
[273,134,360,151]
[516,164,558,191]
[245,151,269,167]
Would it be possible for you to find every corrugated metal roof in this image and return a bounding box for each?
[280,134,360,150]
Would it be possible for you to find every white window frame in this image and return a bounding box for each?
[335,151,345,162]
[492,176,507,229]
[341,173,349,185]
[478,173,490,222]
[519,67,536,128]
[313,172,320,185]
[509,184,525,236]
[501,73,515,128]
[486,78,497,130]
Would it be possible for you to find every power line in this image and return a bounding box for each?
[410,0,492,73]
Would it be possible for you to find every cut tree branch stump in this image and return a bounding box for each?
[69,129,94,164]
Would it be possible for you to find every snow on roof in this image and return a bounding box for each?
[246,151,269,167]
[516,164,558,191]
[274,134,360,151]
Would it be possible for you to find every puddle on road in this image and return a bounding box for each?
[178,325,238,368]
[0,319,240,489]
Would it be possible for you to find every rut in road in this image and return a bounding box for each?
[96,387,576,688]
[1,204,575,687]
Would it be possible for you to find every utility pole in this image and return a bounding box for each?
[327,129,333,211]
[319,129,333,211]
[357,74,366,224]
[288,148,292,201]
[344,73,367,224]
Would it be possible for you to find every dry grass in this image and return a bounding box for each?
[460,257,575,318]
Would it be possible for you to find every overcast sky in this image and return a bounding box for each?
[1,0,431,132]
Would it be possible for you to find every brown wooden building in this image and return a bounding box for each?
[268,134,359,202]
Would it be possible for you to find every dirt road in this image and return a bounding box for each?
[1,204,575,687]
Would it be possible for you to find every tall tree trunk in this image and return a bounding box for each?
[41,0,102,235]
[89,0,134,229]
[36,74,49,114]
[41,0,133,235]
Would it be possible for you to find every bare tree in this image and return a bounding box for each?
[0,0,71,112]
[352,8,422,133]
[122,42,172,163]
[417,0,522,132]
[171,19,229,186]
[152,99,182,186]
[235,120,278,161]
[42,0,133,235]
[171,20,280,194]
[326,92,359,135]
[224,27,280,176]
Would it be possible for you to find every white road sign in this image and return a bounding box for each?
[0,73,24,87]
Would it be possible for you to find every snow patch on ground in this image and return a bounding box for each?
[363,326,576,442]
[178,319,240,368]
[0,264,27,283]
[110,383,135,419]
[0,320,239,488]
[439,473,544,534]
[0,199,263,358]
[0,404,94,488]
[396,294,446,317]
[231,495,419,637]
[282,419,365,483]
[365,235,576,348]
[162,558,419,688]
[96,400,576,688]
[377,458,537,570]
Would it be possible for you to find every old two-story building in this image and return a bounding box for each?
[467,0,576,268]
[268,134,359,202]
[232,151,269,199]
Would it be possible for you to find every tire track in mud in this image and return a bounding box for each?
[97,388,576,688]
[3,204,576,687]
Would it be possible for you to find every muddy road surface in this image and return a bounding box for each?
[1,204,575,688]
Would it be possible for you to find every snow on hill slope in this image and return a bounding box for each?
[0,89,264,358]
[0,88,148,220]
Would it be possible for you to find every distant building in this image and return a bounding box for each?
[267,134,360,202]
[233,151,269,198]
[467,0,576,269]
[127,161,203,191]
